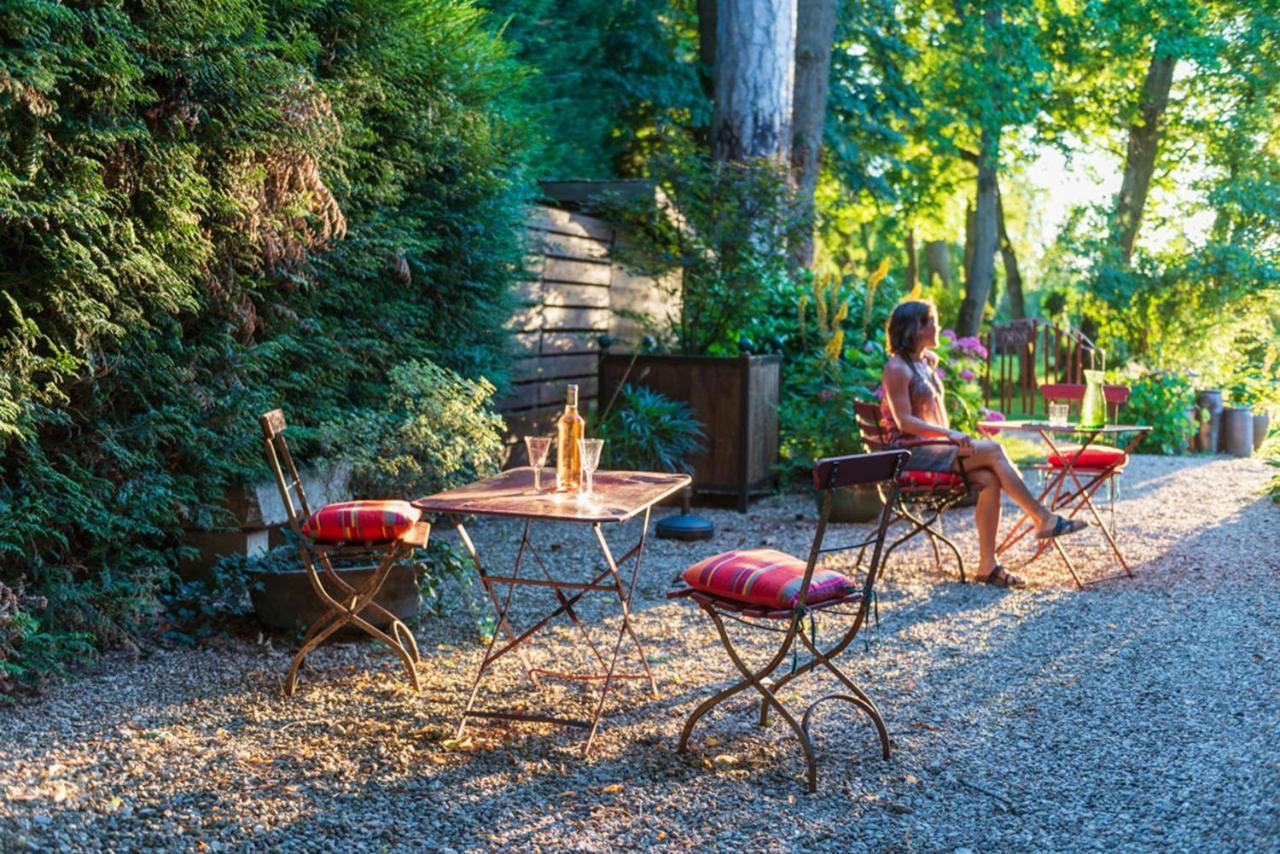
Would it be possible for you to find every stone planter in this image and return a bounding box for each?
[1253,412,1271,453]
[179,463,352,582]
[815,484,886,523]
[1220,407,1254,457]
[1195,389,1223,453]
[248,563,420,634]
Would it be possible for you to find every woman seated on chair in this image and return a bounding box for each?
[880,300,1086,588]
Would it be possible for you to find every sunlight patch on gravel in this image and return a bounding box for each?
[1,455,1277,851]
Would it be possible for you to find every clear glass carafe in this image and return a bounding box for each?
[1080,369,1107,429]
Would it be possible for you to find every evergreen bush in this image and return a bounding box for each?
[0,0,533,688]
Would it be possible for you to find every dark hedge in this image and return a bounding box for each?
[0,0,532,689]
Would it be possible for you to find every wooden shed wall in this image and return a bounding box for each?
[498,205,674,446]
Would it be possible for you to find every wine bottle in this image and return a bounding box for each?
[555,384,584,492]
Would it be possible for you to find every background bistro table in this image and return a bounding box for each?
[979,420,1152,588]
[413,468,690,756]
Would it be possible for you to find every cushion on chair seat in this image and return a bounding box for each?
[302,500,422,544]
[896,469,966,488]
[682,549,857,609]
[1046,445,1127,468]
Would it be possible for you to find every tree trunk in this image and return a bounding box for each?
[924,240,950,289]
[996,183,1025,320]
[905,227,918,291]
[1113,48,1177,262]
[697,0,717,102]
[963,203,976,292]
[957,122,1000,337]
[788,0,837,267]
[712,0,796,162]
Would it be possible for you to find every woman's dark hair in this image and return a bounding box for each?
[886,300,937,359]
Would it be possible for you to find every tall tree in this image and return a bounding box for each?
[790,0,839,266]
[712,0,796,161]
[955,5,1004,337]
[1112,46,1178,262]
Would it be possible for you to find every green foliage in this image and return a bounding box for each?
[1122,371,1197,454]
[773,268,888,472]
[481,0,707,178]
[604,152,806,355]
[331,359,508,500]
[0,0,532,686]
[596,384,704,474]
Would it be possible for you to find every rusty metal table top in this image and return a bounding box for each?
[412,468,691,524]
[980,420,1151,435]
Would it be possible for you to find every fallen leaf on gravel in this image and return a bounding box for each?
[439,737,474,751]
[559,790,577,799]
[905,774,919,784]
[713,754,737,765]
[601,783,623,793]
[787,795,796,805]
[705,737,719,747]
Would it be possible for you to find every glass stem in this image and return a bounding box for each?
[533,467,541,491]
[585,470,592,495]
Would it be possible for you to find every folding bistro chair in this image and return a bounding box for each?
[1035,383,1131,534]
[260,409,430,697]
[668,449,908,793]
[853,400,971,581]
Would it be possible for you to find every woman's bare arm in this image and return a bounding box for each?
[882,359,965,442]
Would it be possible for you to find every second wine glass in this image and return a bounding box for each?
[578,438,604,498]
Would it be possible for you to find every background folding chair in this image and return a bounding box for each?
[668,449,908,794]
[260,409,430,697]
[1035,383,1131,534]
[854,400,970,582]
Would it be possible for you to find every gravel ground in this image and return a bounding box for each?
[2,454,1278,852]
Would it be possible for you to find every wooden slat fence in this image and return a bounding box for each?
[498,205,675,447]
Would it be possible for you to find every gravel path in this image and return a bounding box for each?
[2,454,1278,852]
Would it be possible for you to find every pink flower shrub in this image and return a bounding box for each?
[940,329,957,343]
[977,407,1005,436]
[955,336,988,360]
[819,388,836,402]
[960,368,975,382]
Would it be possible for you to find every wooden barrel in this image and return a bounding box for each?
[1220,407,1254,457]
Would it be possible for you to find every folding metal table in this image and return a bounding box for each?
[980,420,1151,588]
[413,468,689,755]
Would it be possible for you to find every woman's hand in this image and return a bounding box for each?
[948,430,974,454]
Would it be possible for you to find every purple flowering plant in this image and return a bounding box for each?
[932,328,989,435]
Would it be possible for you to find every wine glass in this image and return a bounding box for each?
[524,436,552,492]
[578,438,604,498]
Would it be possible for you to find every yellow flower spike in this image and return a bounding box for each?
[868,258,890,289]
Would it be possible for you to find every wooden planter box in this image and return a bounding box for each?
[599,353,781,511]
[248,564,420,634]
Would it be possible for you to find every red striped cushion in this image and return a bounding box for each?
[897,470,965,488]
[1046,445,1127,468]
[301,500,422,543]
[682,549,856,609]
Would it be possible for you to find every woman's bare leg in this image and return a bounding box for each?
[966,468,1001,575]
[959,440,1056,533]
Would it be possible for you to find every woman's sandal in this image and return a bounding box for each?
[980,565,1026,589]
[1037,514,1088,540]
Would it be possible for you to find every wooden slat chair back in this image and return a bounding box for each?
[1038,383,1130,423]
[669,449,908,793]
[852,400,970,582]
[258,409,427,696]
[260,408,313,536]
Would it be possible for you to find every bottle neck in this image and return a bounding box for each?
[565,385,579,411]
